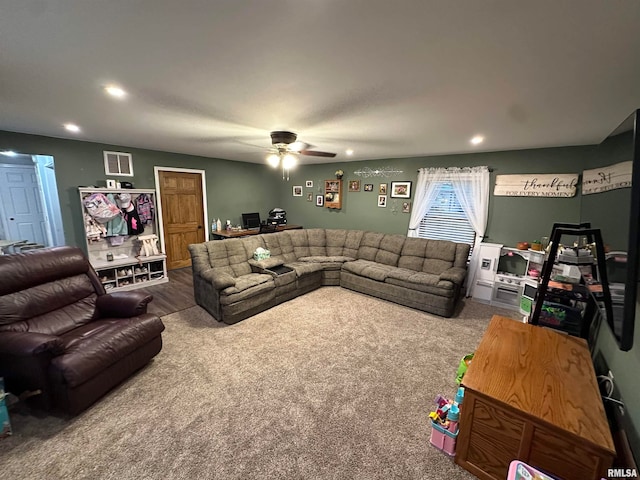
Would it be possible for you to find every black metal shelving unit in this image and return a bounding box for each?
[530,224,614,340]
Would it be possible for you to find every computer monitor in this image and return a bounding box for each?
[241,212,261,229]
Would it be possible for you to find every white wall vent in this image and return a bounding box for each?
[103,151,133,177]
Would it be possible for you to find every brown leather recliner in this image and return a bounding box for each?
[0,246,165,415]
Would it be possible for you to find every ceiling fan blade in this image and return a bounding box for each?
[300,150,337,158]
[289,141,312,152]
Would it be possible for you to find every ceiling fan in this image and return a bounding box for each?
[267,131,337,180]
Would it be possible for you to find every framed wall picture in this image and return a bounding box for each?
[378,195,387,207]
[402,201,411,213]
[379,183,387,195]
[305,180,313,188]
[364,183,373,192]
[293,185,303,196]
[316,195,324,206]
[348,180,360,192]
[307,193,313,201]
[390,181,412,198]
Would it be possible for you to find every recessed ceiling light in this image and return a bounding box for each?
[471,135,484,145]
[105,85,127,98]
[345,149,354,156]
[64,123,81,133]
[0,150,17,157]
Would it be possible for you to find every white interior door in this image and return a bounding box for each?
[0,165,47,245]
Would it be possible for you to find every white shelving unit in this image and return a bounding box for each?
[79,188,168,292]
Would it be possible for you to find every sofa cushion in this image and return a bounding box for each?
[398,238,467,275]
[306,229,327,256]
[52,315,164,387]
[262,233,297,263]
[341,259,396,282]
[384,269,456,296]
[283,261,325,277]
[298,256,355,263]
[203,239,254,277]
[287,230,311,258]
[375,234,406,266]
[220,274,274,304]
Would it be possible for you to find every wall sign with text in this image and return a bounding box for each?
[494,174,578,197]
[582,161,632,195]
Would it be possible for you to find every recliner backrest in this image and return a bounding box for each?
[0,246,103,336]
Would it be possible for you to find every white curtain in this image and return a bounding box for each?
[407,167,450,237]
[450,166,490,296]
[408,166,490,296]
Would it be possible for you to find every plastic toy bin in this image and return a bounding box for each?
[429,420,458,456]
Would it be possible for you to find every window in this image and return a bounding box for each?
[417,182,476,250]
[104,151,133,176]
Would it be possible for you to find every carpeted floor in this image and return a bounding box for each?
[0,288,519,479]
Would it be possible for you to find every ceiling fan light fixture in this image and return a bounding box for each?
[282,153,297,169]
[267,153,280,168]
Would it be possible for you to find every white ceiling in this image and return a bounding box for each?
[1,1,640,165]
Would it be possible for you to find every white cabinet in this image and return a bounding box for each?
[79,188,168,292]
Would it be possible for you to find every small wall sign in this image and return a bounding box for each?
[494,174,578,197]
[582,161,632,195]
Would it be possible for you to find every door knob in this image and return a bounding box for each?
[197,225,202,229]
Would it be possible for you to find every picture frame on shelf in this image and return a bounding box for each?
[378,195,387,207]
[364,183,373,192]
[348,180,360,192]
[305,180,313,188]
[379,183,387,195]
[316,195,324,207]
[293,185,303,196]
[106,179,117,189]
[390,181,412,198]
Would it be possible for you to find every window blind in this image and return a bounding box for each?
[417,182,476,251]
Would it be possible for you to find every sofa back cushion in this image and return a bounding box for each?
[201,238,262,277]
[287,230,310,258]
[0,246,100,335]
[262,232,297,262]
[325,229,364,257]
[357,232,405,267]
[398,238,469,274]
[305,229,327,256]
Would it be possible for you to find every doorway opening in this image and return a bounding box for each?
[0,153,65,248]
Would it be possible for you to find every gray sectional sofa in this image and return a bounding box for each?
[188,229,470,324]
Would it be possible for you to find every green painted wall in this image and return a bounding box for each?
[275,145,592,246]
[0,130,281,250]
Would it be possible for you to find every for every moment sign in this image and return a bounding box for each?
[582,161,632,195]
[494,174,578,197]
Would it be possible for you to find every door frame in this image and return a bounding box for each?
[0,162,51,246]
[153,166,208,256]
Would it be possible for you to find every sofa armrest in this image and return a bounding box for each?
[200,269,236,289]
[0,331,64,356]
[439,267,467,286]
[248,257,284,274]
[96,292,153,318]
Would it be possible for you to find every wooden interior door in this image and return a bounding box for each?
[158,170,205,270]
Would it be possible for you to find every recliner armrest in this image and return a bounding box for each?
[200,269,236,290]
[439,267,467,286]
[0,331,64,356]
[96,292,153,318]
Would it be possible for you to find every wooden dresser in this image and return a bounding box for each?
[455,315,615,480]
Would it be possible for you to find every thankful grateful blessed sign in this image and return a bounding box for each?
[494,174,578,197]
[582,161,632,195]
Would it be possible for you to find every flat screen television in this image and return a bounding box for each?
[241,212,261,229]
[580,109,640,351]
